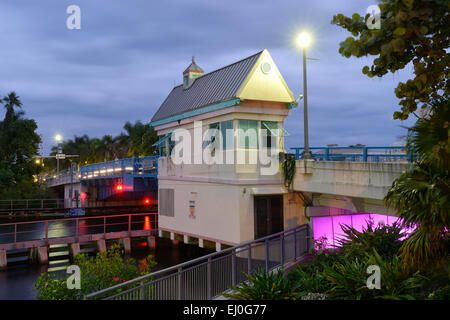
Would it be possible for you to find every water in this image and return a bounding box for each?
[0,214,214,299]
[0,238,214,300]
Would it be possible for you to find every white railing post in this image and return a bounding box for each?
[207,257,212,299]
[139,280,145,300]
[265,239,269,272]
[231,249,237,286]
[178,267,184,300]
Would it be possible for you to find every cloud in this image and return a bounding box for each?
[0,0,415,155]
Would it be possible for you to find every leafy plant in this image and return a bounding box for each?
[223,268,299,300]
[331,0,449,121]
[336,219,405,260]
[35,243,156,300]
[281,154,296,191]
[322,249,427,300]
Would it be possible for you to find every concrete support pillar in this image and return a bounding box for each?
[158,230,163,238]
[172,239,180,248]
[216,242,222,252]
[96,239,106,253]
[199,238,204,248]
[69,243,80,259]
[37,246,48,265]
[170,232,175,241]
[183,235,189,244]
[28,247,37,263]
[122,238,131,255]
[0,249,7,270]
[147,236,156,250]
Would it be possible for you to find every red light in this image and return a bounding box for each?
[144,197,151,205]
[144,216,151,230]
[116,184,123,192]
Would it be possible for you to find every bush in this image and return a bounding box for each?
[35,243,156,300]
[337,219,405,260]
[223,268,299,300]
[322,249,427,300]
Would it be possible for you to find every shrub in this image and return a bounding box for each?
[223,268,299,300]
[322,249,427,300]
[337,219,405,260]
[35,242,156,300]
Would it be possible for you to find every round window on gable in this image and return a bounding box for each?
[261,62,272,74]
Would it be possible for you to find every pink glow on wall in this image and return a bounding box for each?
[312,216,333,246]
[312,211,413,248]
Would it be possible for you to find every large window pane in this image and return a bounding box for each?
[238,120,258,149]
[220,120,233,150]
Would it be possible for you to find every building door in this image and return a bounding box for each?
[254,195,284,239]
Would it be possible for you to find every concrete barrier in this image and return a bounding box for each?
[37,246,48,265]
[96,240,106,253]
[69,243,80,258]
[122,238,131,254]
[147,236,156,250]
[0,249,6,270]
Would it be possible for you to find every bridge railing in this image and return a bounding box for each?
[80,156,159,179]
[0,199,65,211]
[85,224,310,300]
[0,212,158,251]
[290,146,413,162]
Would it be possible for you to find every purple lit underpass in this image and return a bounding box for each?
[311,208,414,248]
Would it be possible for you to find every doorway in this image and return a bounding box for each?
[254,195,284,239]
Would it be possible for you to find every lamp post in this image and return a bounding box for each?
[55,134,62,175]
[297,32,312,160]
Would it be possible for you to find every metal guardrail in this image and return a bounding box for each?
[80,156,159,179]
[291,146,413,162]
[0,199,65,211]
[41,156,159,184]
[85,224,310,300]
[0,212,158,251]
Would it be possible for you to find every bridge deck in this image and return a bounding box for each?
[0,212,158,252]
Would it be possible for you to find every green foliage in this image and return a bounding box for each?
[46,121,158,171]
[337,219,405,260]
[281,154,296,191]
[0,91,48,200]
[406,95,450,167]
[322,249,427,300]
[331,0,449,121]
[385,95,449,271]
[35,243,156,300]
[223,268,299,300]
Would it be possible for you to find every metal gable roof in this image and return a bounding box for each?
[151,50,263,123]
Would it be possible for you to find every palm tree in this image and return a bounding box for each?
[2,92,23,123]
[385,95,450,271]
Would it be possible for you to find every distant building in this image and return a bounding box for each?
[150,49,305,249]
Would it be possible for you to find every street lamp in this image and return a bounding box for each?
[297,32,312,160]
[55,134,63,175]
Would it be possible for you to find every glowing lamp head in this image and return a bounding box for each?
[54,134,62,142]
[35,159,40,164]
[144,198,151,205]
[116,184,123,192]
[297,32,311,48]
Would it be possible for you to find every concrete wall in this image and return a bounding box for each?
[293,160,412,201]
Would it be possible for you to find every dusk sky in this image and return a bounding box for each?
[0,0,416,155]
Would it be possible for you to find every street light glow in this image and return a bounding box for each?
[55,134,62,142]
[297,32,311,48]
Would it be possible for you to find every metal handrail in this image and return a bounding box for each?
[290,146,413,162]
[0,212,158,250]
[85,223,310,300]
